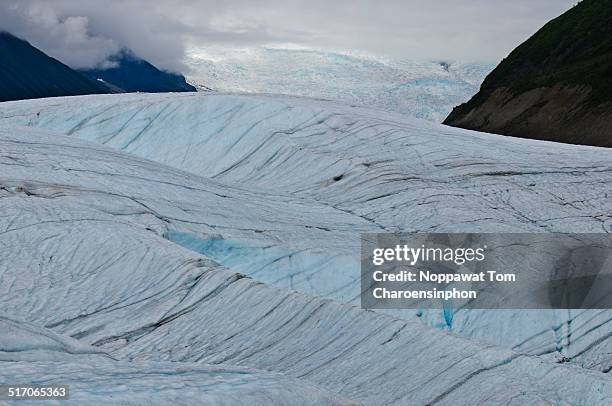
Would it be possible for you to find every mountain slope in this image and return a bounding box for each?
[443,0,612,147]
[0,124,610,404]
[2,92,611,372]
[80,49,196,93]
[0,32,106,102]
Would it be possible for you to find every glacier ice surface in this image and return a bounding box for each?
[2,92,610,372]
[0,93,611,404]
[185,46,494,122]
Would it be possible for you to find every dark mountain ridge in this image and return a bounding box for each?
[79,49,196,93]
[444,0,612,147]
[0,31,197,103]
[0,31,106,102]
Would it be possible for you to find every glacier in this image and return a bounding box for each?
[2,92,611,369]
[1,317,357,406]
[185,46,493,121]
[0,93,611,404]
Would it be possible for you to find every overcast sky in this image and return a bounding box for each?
[0,0,577,72]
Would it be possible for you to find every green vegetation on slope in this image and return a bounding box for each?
[451,0,612,113]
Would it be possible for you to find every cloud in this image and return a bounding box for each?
[0,0,577,73]
[0,0,189,72]
[0,2,119,69]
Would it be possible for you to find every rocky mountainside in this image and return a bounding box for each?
[0,32,106,102]
[444,0,612,147]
